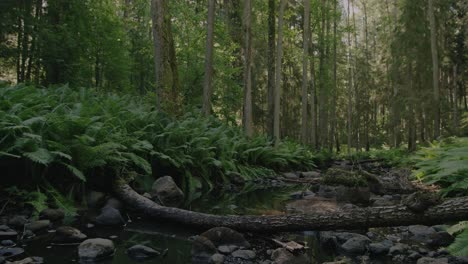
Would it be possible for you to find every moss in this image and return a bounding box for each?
[323,168,369,187]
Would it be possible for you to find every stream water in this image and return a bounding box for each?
[17,184,339,263]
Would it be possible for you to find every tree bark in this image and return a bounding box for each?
[242,0,253,137]
[346,0,352,154]
[114,183,468,232]
[274,0,287,147]
[202,0,215,116]
[428,0,440,139]
[151,0,164,110]
[301,0,310,144]
[266,0,275,138]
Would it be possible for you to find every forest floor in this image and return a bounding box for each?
[1,159,467,264]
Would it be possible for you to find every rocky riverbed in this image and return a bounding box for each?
[1,160,467,263]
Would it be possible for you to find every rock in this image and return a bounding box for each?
[448,256,468,264]
[432,225,448,232]
[78,238,115,262]
[227,172,245,185]
[150,176,185,207]
[336,186,370,205]
[200,227,250,248]
[0,225,17,240]
[388,243,409,256]
[379,168,414,194]
[1,240,15,247]
[39,208,65,221]
[289,191,304,199]
[104,198,123,211]
[217,245,238,254]
[408,252,423,261]
[53,226,87,243]
[403,192,441,213]
[340,236,371,255]
[271,248,309,264]
[409,225,437,237]
[0,247,24,258]
[25,220,50,232]
[9,257,43,264]
[127,244,160,260]
[393,254,407,263]
[210,253,225,264]
[335,232,368,244]
[300,171,321,178]
[7,216,27,228]
[0,256,4,264]
[426,231,454,248]
[319,231,338,250]
[232,249,256,260]
[417,257,448,264]
[282,172,298,179]
[191,236,217,263]
[86,191,106,208]
[95,206,125,226]
[368,240,393,255]
[142,193,152,199]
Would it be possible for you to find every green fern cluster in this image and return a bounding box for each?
[0,85,315,193]
[411,137,468,197]
[448,221,468,256]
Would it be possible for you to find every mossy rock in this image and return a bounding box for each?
[323,168,369,187]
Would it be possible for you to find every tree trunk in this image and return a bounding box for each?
[309,22,317,148]
[428,0,440,139]
[151,0,164,110]
[266,0,275,138]
[346,0,352,154]
[114,183,468,232]
[202,0,215,116]
[242,0,253,137]
[274,0,286,146]
[301,0,310,144]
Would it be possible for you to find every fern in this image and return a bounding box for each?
[448,228,468,256]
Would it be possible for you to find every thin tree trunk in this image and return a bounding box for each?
[151,0,164,110]
[309,27,317,149]
[267,0,275,138]
[346,0,352,154]
[274,0,287,146]
[428,0,440,139]
[242,0,253,137]
[453,65,458,135]
[202,0,215,116]
[329,0,337,152]
[301,0,310,144]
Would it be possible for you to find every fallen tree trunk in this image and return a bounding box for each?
[114,182,468,232]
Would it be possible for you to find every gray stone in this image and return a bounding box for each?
[409,225,436,237]
[432,225,448,232]
[78,238,115,261]
[388,243,409,256]
[0,225,17,240]
[271,248,309,264]
[150,176,185,207]
[53,226,87,243]
[191,236,217,263]
[25,220,50,232]
[127,245,160,260]
[408,252,423,261]
[1,240,15,247]
[104,198,123,211]
[232,249,255,260]
[7,216,27,228]
[9,256,43,264]
[340,236,371,255]
[0,247,24,258]
[39,208,65,221]
[210,253,225,264]
[426,231,454,248]
[217,245,238,254]
[282,172,298,179]
[0,256,4,264]
[300,171,321,178]
[417,257,448,264]
[95,206,125,226]
[368,240,393,255]
[200,227,250,248]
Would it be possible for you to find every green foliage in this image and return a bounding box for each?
[448,228,468,256]
[0,85,315,194]
[337,147,410,166]
[4,186,48,215]
[411,137,468,197]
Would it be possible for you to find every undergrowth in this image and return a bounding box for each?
[0,85,315,197]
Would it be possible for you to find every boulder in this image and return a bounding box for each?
[368,240,393,255]
[300,171,321,178]
[191,236,217,263]
[1,240,15,247]
[127,244,160,261]
[200,227,250,248]
[282,172,298,179]
[417,257,449,264]
[210,253,225,264]
[271,248,309,264]
[340,236,371,255]
[95,206,125,226]
[7,216,27,228]
[25,220,50,232]
[0,225,17,240]
[388,243,410,256]
[39,208,65,221]
[232,249,256,260]
[150,176,185,207]
[78,238,115,262]
[53,226,87,243]
[217,245,238,254]
[426,231,454,248]
[8,256,43,264]
[409,225,437,241]
[104,198,123,211]
[0,247,24,259]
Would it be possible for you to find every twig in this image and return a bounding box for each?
[0,199,10,216]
